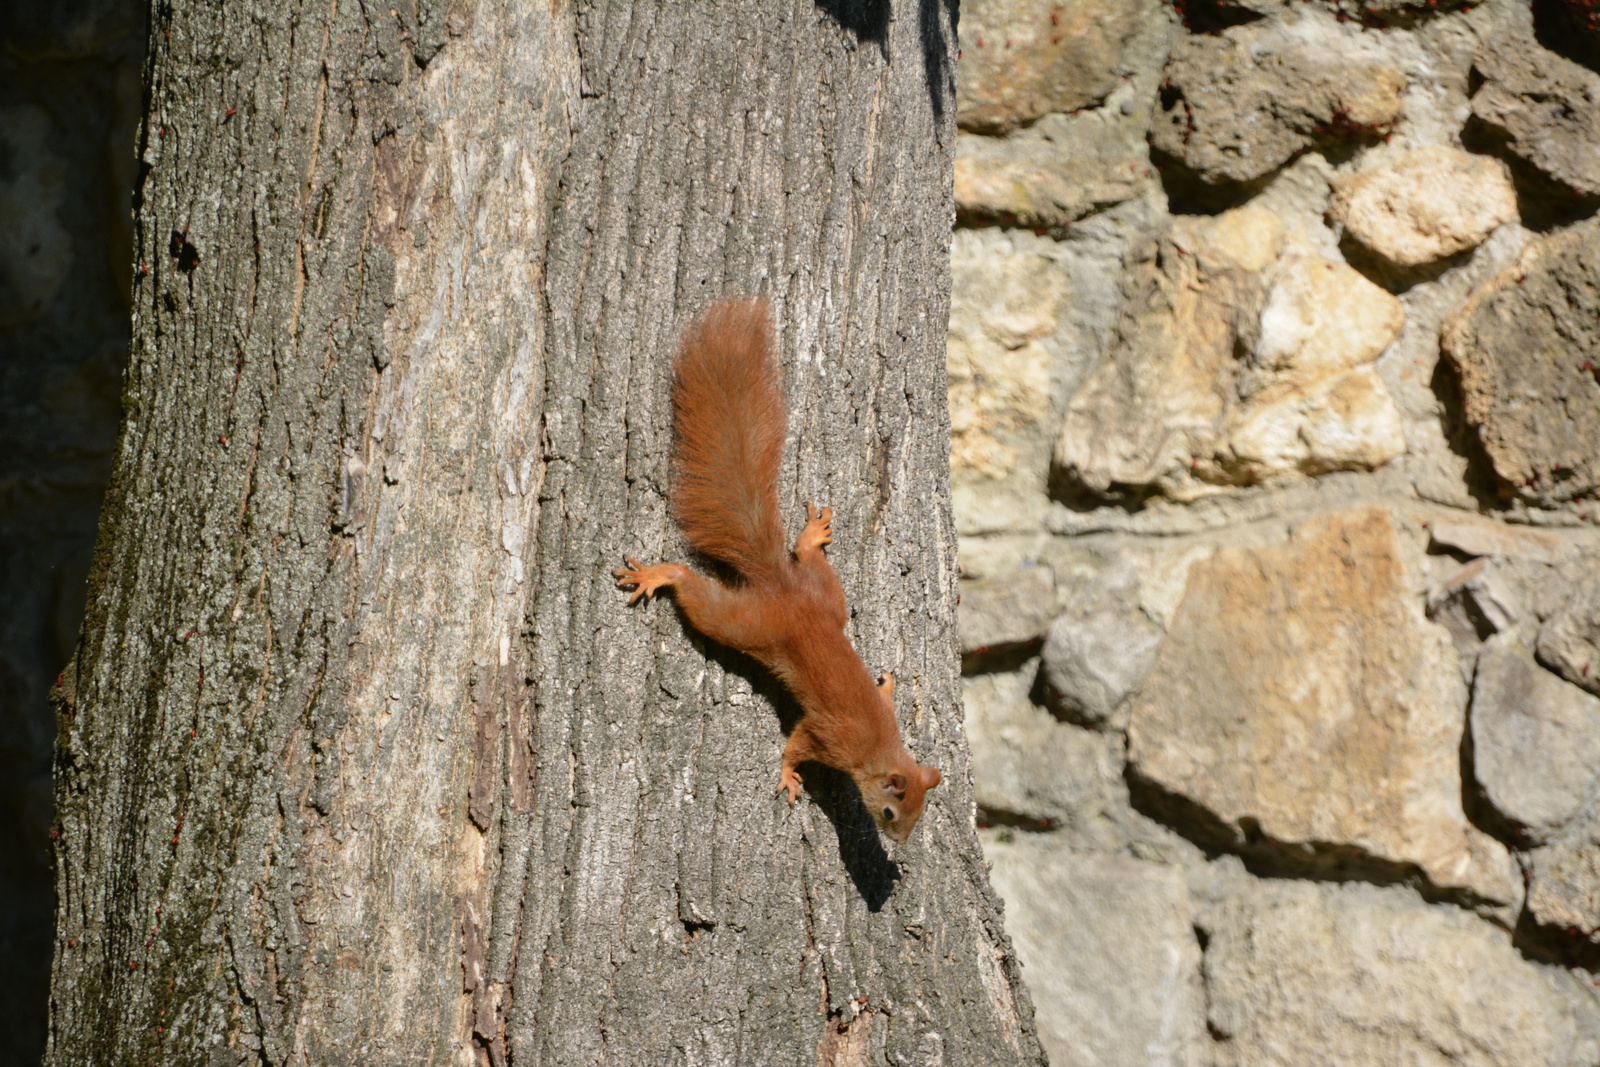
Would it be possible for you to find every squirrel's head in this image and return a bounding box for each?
[863,765,942,843]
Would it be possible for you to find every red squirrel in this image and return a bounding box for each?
[616,298,942,843]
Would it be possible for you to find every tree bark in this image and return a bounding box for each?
[50,2,1046,1064]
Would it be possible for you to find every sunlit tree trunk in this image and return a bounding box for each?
[49,2,1046,1063]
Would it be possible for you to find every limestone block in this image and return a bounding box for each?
[1052,209,1272,497]
[1528,803,1600,942]
[1152,24,1405,187]
[1329,147,1517,268]
[1127,508,1520,907]
[1440,217,1600,506]
[1195,877,1600,1067]
[985,837,1206,1067]
[1225,366,1405,476]
[957,564,1057,653]
[954,114,1152,230]
[964,667,1125,834]
[1470,30,1600,201]
[1539,572,1600,698]
[1246,248,1406,385]
[1037,607,1162,728]
[1054,211,1406,498]
[948,230,1069,480]
[956,0,1142,134]
[1471,638,1600,841]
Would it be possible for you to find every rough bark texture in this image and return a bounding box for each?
[48,2,1044,1065]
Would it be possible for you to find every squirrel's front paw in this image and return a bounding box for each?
[614,557,677,605]
[777,766,804,805]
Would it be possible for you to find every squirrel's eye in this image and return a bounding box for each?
[881,807,894,822]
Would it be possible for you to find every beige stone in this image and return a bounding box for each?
[1330,147,1518,267]
[947,231,1067,479]
[1195,875,1600,1067]
[1428,520,1562,563]
[1224,366,1406,475]
[1127,508,1520,907]
[1247,246,1406,384]
[1053,211,1407,497]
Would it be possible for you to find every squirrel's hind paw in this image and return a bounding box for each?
[797,503,833,555]
[777,767,804,805]
[614,557,676,605]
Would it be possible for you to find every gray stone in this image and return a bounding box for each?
[1037,607,1162,728]
[1528,802,1600,942]
[1151,23,1405,188]
[956,0,1142,134]
[1440,216,1600,506]
[984,837,1206,1067]
[1426,558,1520,653]
[1127,508,1520,908]
[1470,30,1600,201]
[1539,571,1600,698]
[957,564,1057,653]
[1193,875,1600,1067]
[955,112,1154,231]
[964,663,1202,859]
[1471,638,1600,841]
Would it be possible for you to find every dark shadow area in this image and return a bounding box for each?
[1170,0,1265,36]
[975,805,1058,834]
[1513,907,1600,972]
[1457,665,1535,849]
[1337,231,1473,294]
[1460,115,1600,233]
[1046,461,1161,513]
[1428,352,1511,512]
[0,1,146,1061]
[814,0,890,46]
[917,0,958,125]
[798,761,903,910]
[1126,765,1516,921]
[1149,144,1279,217]
[1531,0,1600,73]
[960,637,1044,677]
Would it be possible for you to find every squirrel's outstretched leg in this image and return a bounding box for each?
[778,728,817,804]
[794,503,848,628]
[795,502,832,559]
[615,558,777,657]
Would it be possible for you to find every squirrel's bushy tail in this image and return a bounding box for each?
[671,298,788,584]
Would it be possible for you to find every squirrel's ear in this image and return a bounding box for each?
[885,773,908,797]
[922,767,942,790]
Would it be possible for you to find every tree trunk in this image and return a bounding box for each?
[49,2,1045,1064]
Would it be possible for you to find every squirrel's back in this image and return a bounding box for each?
[671,298,787,584]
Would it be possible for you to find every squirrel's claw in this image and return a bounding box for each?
[778,767,804,805]
[798,503,833,554]
[615,557,668,604]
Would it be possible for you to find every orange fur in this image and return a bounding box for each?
[617,298,941,843]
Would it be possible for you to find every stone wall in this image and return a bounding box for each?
[949,0,1600,1063]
